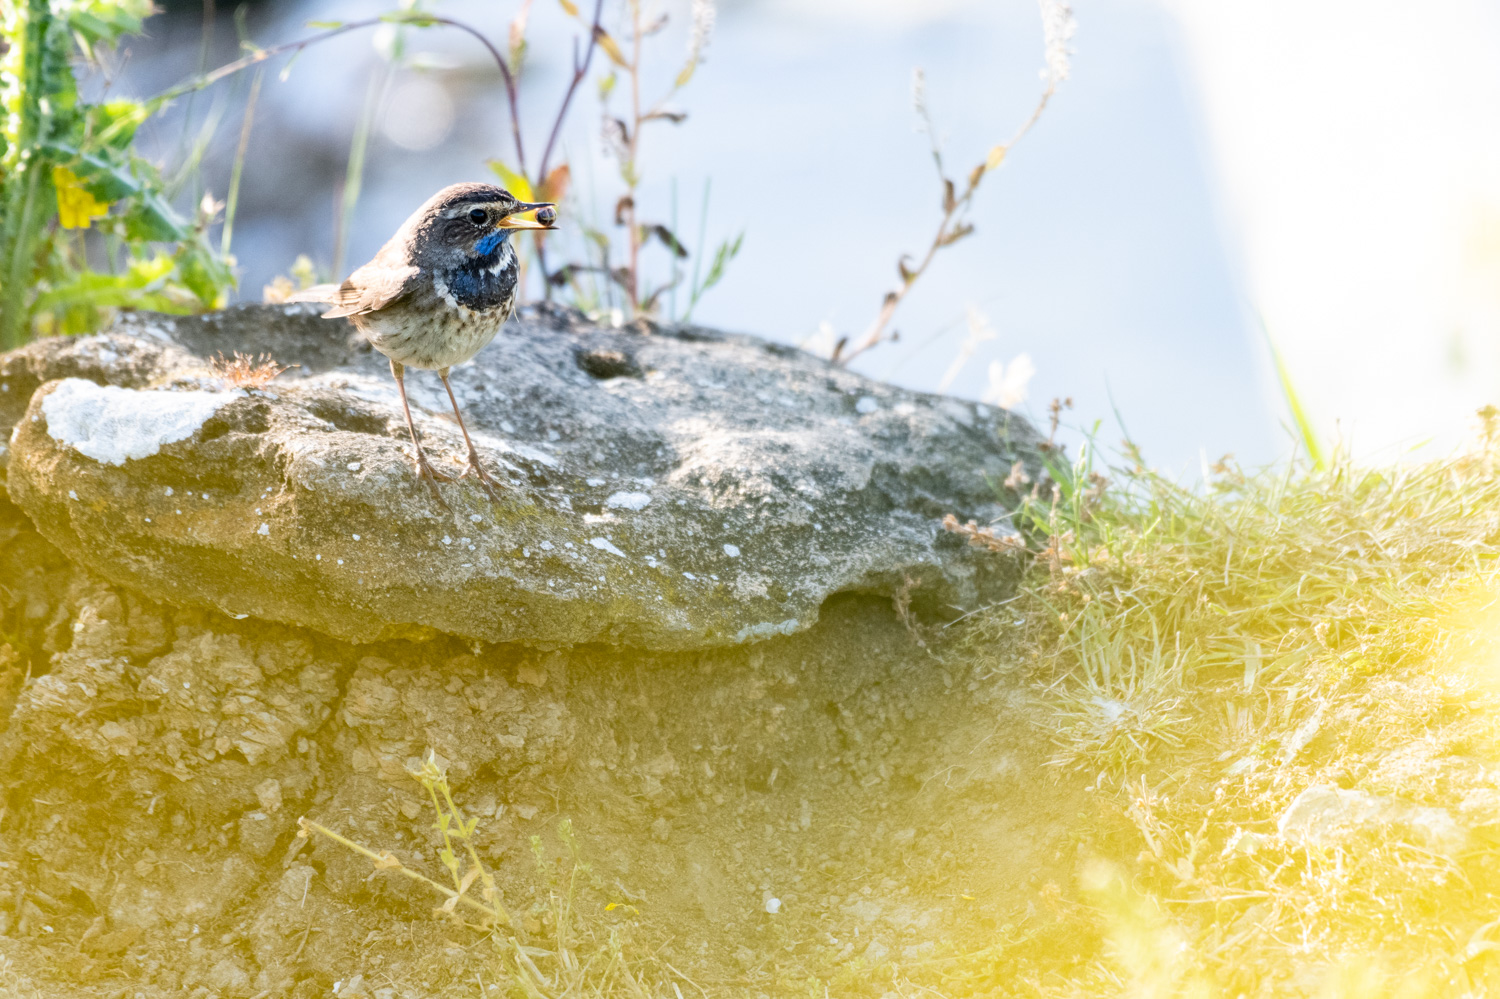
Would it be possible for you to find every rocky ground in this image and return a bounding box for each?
[0,309,1075,998]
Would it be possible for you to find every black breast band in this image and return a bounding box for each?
[445,245,518,311]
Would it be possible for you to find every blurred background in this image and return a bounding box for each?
[101,0,1500,472]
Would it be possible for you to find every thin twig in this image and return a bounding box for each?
[837,5,1071,366]
[626,0,644,311]
[538,0,606,181]
[536,0,606,296]
[144,15,524,170]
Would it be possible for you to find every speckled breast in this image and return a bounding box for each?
[356,242,520,371]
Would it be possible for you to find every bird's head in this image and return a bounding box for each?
[409,182,557,265]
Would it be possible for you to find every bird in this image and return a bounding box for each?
[293,182,557,504]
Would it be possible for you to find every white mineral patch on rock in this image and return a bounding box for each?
[589,537,627,558]
[605,490,652,510]
[734,618,801,643]
[41,379,241,466]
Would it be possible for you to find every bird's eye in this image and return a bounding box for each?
[468,208,488,224]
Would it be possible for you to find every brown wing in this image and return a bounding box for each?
[315,260,421,318]
[285,235,420,318]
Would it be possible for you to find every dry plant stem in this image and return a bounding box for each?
[297,818,500,922]
[538,0,607,180]
[626,0,645,312]
[219,66,262,256]
[535,0,606,297]
[147,15,525,170]
[838,82,1060,366]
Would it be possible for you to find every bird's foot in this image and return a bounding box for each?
[413,455,454,508]
[460,451,505,503]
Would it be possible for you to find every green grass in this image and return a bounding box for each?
[931,421,1500,996]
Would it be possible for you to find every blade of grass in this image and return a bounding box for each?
[220,67,262,257]
[1259,312,1325,471]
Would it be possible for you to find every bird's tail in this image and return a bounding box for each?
[285,284,341,305]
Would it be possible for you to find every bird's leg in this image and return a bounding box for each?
[439,367,503,502]
[390,359,453,504]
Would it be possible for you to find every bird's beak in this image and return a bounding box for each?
[496,202,558,230]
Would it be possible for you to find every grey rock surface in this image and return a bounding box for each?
[1,304,1041,649]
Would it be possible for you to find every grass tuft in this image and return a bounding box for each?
[937,417,1500,995]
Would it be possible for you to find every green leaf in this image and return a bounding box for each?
[123,195,186,243]
[40,143,142,200]
[30,253,190,331]
[87,99,150,150]
[684,231,744,321]
[66,0,151,47]
[175,239,235,308]
[1262,318,1325,471]
[381,11,440,27]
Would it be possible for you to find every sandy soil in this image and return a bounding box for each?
[0,495,1081,997]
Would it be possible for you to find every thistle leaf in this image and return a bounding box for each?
[486,160,534,202]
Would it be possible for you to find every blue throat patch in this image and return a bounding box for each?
[473,229,512,257]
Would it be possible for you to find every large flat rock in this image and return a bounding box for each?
[0,304,1040,649]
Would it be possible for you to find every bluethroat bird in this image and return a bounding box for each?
[294,182,557,504]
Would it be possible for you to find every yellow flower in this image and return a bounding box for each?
[53,166,111,229]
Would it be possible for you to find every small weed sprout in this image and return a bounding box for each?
[298,751,516,931]
[509,817,671,997]
[301,751,670,995]
[208,351,294,389]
